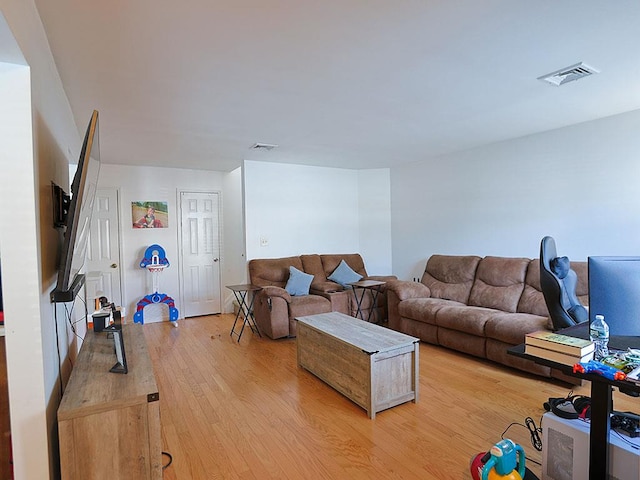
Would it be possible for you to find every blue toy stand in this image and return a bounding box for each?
[134,244,179,326]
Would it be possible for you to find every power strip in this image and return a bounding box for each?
[612,411,640,437]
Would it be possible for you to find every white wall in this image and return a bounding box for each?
[221,167,246,310]
[1,3,81,478]
[244,160,360,259]
[97,164,238,319]
[243,160,392,275]
[391,109,640,281]
[358,169,392,275]
[0,61,51,480]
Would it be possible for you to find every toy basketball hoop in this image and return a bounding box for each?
[134,244,179,326]
[146,263,167,273]
[147,263,166,292]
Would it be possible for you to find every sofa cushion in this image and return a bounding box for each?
[572,261,589,306]
[288,295,332,320]
[321,254,368,279]
[517,260,549,317]
[300,254,327,284]
[285,266,314,296]
[310,281,344,293]
[328,259,363,287]
[421,255,481,304]
[249,256,304,288]
[484,311,550,345]
[398,297,462,324]
[435,305,499,336]
[468,256,529,313]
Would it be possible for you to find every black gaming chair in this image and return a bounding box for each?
[539,236,588,330]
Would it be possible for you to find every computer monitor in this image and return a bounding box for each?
[588,256,640,350]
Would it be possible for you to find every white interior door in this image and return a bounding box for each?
[85,188,122,308]
[180,191,221,317]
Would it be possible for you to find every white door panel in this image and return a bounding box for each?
[180,192,221,317]
[86,188,122,308]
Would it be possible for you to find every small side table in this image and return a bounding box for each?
[226,284,262,342]
[348,280,386,323]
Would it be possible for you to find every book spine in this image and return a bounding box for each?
[525,335,593,355]
[525,344,593,366]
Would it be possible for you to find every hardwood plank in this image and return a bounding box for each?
[145,314,639,479]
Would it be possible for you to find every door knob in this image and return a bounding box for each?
[213,258,219,262]
[111,263,118,268]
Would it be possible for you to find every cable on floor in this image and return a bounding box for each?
[162,451,173,470]
[500,416,543,467]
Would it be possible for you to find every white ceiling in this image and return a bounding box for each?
[33,1,640,172]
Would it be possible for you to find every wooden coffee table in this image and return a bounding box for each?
[296,312,419,419]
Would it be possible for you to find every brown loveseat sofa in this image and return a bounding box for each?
[248,253,396,339]
[386,255,588,381]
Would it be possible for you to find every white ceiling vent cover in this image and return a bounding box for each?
[538,62,600,86]
[251,143,279,151]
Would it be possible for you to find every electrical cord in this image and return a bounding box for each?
[53,304,64,400]
[501,416,543,453]
[63,295,85,342]
[499,416,543,468]
[526,417,543,451]
[162,451,173,469]
[611,427,640,450]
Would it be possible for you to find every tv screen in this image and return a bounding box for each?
[588,256,640,349]
[51,110,100,302]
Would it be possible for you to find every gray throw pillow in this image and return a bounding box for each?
[328,259,362,287]
[285,266,313,296]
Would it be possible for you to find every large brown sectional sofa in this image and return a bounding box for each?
[386,254,588,382]
[248,253,396,339]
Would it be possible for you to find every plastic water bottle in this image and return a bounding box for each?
[590,314,610,360]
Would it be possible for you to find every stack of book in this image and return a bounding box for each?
[525,330,595,366]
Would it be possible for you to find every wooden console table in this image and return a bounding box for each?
[58,324,162,479]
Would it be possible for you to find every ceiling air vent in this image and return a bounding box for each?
[251,143,279,151]
[538,62,600,86]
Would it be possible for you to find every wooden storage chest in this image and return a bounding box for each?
[296,312,419,419]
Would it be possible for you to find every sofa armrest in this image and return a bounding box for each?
[310,281,343,294]
[260,286,292,303]
[385,280,430,301]
[366,275,398,283]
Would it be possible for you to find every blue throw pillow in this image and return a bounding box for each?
[328,259,362,287]
[285,266,313,296]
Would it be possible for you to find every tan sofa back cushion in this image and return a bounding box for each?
[468,256,529,313]
[248,256,304,288]
[572,261,588,306]
[300,254,326,283]
[421,255,481,304]
[517,259,548,316]
[319,254,367,278]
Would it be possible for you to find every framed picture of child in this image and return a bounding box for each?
[132,201,168,228]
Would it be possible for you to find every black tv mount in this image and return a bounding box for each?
[52,182,70,228]
[50,274,85,303]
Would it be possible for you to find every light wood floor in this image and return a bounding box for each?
[143,314,638,480]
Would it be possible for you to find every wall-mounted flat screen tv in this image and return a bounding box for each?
[51,110,101,302]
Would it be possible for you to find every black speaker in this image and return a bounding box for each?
[92,311,110,332]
